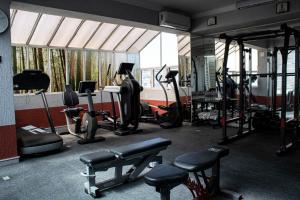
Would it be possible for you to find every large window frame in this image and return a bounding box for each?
[12,45,140,93]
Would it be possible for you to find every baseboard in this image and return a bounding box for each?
[0,156,20,167]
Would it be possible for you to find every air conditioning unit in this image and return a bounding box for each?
[159,11,191,31]
[236,0,274,9]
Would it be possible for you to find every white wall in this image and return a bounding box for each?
[14,91,116,110]
[14,87,191,110]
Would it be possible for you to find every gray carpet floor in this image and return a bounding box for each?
[1,123,300,200]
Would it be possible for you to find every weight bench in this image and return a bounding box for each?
[145,146,242,200]
[80,137,172,198]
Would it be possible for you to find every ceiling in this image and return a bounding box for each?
[10,9,191,56]
[114,0,235,17]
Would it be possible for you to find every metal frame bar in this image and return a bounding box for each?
[47,17,65,47]
[238,41,245,135]
[219,37,231,143]
[26,13,42,45]
[277,26,291,155]
[179,42,190,54]
[126,29,148,52]
[293,31,299,146]
[139,31,161,53]
[113,27,135,51]
[98,25,120,50]
[183,50,191,57]
[66,20,85,48]
[10,9,17,26]
[178,35,187,44]
[272,48,278,116]
[83,22,102,49]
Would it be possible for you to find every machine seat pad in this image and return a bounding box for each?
[144,164,188,187]
[208,146,229,158]
[174,150,219,172]
[17,130,63,147]
[111,138,171,158]
[80,151,116,167]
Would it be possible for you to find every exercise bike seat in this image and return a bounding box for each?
[63,85,79,107]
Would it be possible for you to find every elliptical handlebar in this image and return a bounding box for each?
[155,64,168,107]
[155,64,167,82]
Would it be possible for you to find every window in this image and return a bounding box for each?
[277,50,295,94]
[68,49,83,91]
[140,34,160,69]
[99,51,114,86]
[12,46,27,74]
[162,33,179,67]
[140,33,180,88]
[154,68,165,88]
[245,49,258,87]
[50,49,66,92]
[127,53,141,82]
[28,47,49,71]
[85,51,99,89]
[141,70,153,88]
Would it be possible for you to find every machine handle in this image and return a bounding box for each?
[80,172,96,177]
[35,89,46,95]
[155,64,167,82]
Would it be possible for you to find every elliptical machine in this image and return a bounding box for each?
[140,65,183,128]
[100,63,142,135]
[62,81,105,144]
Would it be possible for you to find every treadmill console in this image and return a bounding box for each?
[78,81,96,94]
[117,63,134,75]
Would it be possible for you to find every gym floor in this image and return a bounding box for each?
[1,123,300,200]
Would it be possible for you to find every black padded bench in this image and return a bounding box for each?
[80,137,171,198]
[144,146,242,200]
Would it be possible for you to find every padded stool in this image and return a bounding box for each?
[174,147,242,199]
[144,164,188,200]
[174,149,219,195]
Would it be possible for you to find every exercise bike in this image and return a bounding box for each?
[140,65,183,128]
[62,81,105,144]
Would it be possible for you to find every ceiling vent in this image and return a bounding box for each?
[236,0,274,9]
[159,11,191,31]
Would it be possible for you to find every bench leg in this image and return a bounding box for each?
[128,155,160,180]
[83,166,102,198]
[157,187,170,200]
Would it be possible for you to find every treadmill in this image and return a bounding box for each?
[13,70,63,155]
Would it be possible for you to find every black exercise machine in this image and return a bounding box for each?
[140,65,183,128]
[218,24,300,154]
[144,146,242,200]
[13,70,63,155]
[100,63,142,135]
[79,137,171,198]
[62,81,105,144]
